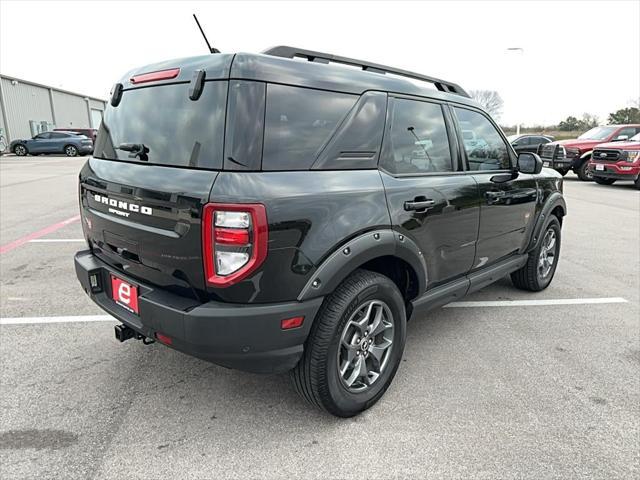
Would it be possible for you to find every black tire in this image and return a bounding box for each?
[634,176,640,190]
[64,145,78,157]
[558,169,569,177]
[291,269,407,417]
[593,177,616,185]
[13,144,28,156]
[576,159,593,181]
[511,215,561,292]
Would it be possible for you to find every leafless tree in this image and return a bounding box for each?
[470,90,504,120]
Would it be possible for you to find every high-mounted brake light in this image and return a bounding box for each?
[130,68,180,84]
[202,203,268,287]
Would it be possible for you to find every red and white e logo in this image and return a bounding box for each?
[118,283,131,305]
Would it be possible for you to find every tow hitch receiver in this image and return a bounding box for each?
[115,324,138,342]
[114,324,155,344]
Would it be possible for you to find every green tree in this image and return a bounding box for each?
[577,113,598,130]
[558,116,579,131]
[607,107,640,124]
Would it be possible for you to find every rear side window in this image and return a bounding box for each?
[381,98,453,174]
[454,107,511,170]
[94,81,228,169]
[262,85,357,170]
[50,132,68,139]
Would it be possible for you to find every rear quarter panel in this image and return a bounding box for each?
[209,170,390,303]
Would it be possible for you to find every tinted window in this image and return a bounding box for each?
[455,108,511,170]
[537,137,552,144]
[94,81,228,169]
[614,127,637,140]
[262,85,356,170]
[513,137,530,146]
[382,98,452,174]
[35,133,51,140]
[50,132,69,139]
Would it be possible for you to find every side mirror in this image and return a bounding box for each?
[518,152,542,174]
[613,135,629,142]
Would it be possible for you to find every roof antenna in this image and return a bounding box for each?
[193,14,220,54]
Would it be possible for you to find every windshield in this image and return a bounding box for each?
[578,126,617,141]
[94,81,227,169]
[629,133,640,142]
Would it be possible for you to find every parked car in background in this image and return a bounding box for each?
[538,124,640,180]
[589,132,640,189]
[10,131,93,157]
[508,134,554,154]
[54,128,98,143]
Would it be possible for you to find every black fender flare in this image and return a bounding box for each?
[524,192,566,253]
[297,229,428,301]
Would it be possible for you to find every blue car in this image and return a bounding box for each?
[10,131,93,157]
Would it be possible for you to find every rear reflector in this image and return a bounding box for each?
[281,316,304,330]
[155,332,173,345]
[130,68,180,84]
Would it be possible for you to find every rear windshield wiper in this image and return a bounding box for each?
[116,143,149,161]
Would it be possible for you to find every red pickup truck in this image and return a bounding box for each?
[538,125,640,180]
[589,133,640,189]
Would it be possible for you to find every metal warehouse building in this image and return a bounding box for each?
[0,74,106,143]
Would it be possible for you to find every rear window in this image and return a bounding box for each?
[94,81,228,169]
[262,85,357,170]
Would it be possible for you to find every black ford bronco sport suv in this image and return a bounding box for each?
[75,46,566,417]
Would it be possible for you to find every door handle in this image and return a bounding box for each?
[404,199,436,211]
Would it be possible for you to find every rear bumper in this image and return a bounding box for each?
[79,145,94,155]
[75,250,323,373]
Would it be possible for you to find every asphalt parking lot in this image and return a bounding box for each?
[0,155,638,479]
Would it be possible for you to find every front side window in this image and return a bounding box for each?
[455,107,511,170]
[613,127,637,141]
[35,133,50,140]
[262,85,357,170]
[381,98,453,174]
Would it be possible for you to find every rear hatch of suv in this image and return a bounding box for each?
[80,55,233,298]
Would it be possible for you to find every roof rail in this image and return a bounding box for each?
[262,46,470,98]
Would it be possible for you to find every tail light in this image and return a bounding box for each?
[202,203,268,287]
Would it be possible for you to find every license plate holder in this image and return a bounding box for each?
[595,164,605,171]
[543,161,551,167]
[111,275,139,315]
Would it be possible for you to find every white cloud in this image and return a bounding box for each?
[1,0,638,125]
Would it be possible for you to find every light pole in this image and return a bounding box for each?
[506,47,524,135]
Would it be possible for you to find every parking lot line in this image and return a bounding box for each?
[444,297,628,308]
[0,297,629,325]
[0,215,80,254]
[28,238,85,243]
